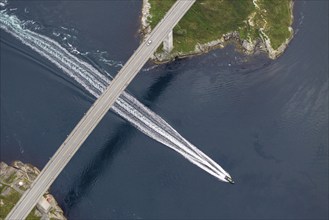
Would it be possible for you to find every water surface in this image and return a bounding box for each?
[1,0,328,219]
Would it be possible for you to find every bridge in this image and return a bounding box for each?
[6,0,196,219]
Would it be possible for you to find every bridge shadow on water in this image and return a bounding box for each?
[62,60,182,214]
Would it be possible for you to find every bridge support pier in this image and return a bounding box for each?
[163,30,173,53]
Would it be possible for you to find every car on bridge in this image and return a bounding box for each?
[146,40,152,46]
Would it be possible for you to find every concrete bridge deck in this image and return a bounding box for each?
[6,0,196,219]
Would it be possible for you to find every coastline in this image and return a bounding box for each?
[140,0,294,63]
[0,161,66,220]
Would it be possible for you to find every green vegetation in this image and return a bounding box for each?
[26,208,39,220]
[147,0,293,54]
[258,0,292,49]
[0,179,40,219]
[0,184,5,193]
[5,174,16,184]
[0,187,40,219]
[0,189,21,218]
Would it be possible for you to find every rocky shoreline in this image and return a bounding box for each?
[0,161,66,220]
[140,0,294,63]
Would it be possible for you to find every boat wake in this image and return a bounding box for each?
[0,9,233,183]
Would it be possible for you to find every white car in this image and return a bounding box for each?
[146,40,152,46]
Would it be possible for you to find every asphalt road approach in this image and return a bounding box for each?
[6,0,196,219]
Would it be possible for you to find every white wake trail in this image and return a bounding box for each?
[0,10,232,182]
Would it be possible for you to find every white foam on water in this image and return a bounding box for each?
[0,10,232,182]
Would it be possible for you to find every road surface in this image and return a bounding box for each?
[6,0,196,219]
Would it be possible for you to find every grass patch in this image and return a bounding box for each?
[0,189,40,219]
[26,208,40,220]
[5,173,16,184]
[147,0,293,53]
[0,190,21,218]
[258,0,292,49]
[0,184,5,193]
[148,0,175,29]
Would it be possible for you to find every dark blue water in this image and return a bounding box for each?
[1,1,328,219]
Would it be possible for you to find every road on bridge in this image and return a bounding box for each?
[6,0,196,219]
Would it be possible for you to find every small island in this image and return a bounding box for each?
[141,0,294,63]
[0,161,66,220]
